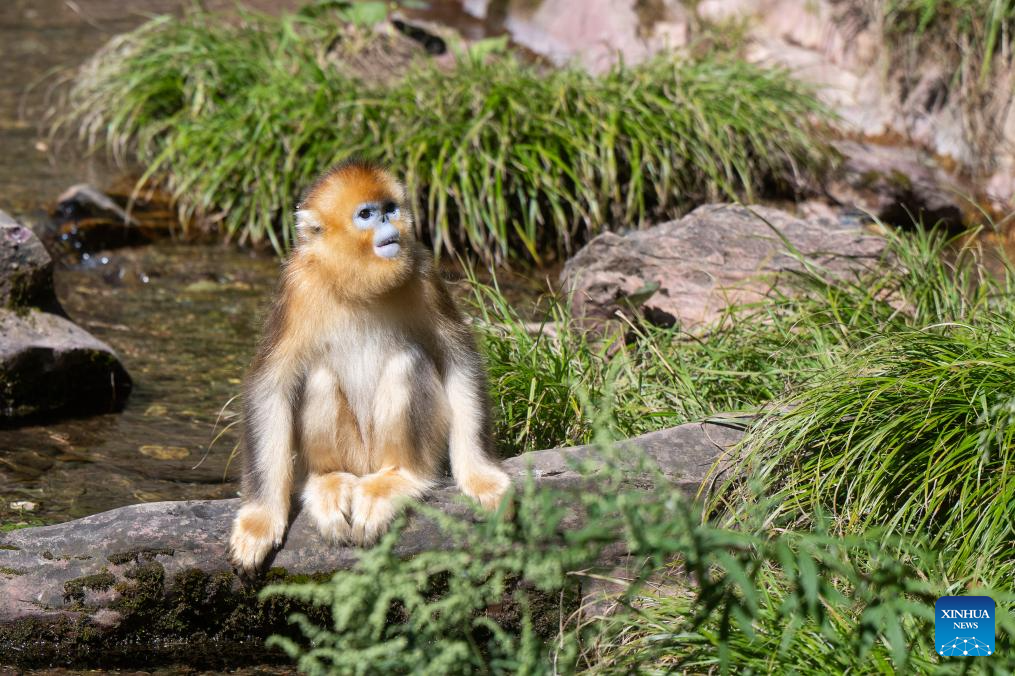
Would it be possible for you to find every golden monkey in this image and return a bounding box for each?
[228,161,510,573]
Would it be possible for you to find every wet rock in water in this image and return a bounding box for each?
[561,203,887,329]
[0,309,131,420]
[52,184,159,253]
[827,140,965,230]
[0,208,132,421]
[0,210,61,313]
[0,421,743,668]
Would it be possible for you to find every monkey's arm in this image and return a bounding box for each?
[444,341,511,510]
[229,295,309,573]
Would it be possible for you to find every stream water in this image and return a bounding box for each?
[0,1,317,529]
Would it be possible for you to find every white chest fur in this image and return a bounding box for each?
[308,309,441,445]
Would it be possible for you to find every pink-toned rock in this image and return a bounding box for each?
[469,0,689,72]
[561,204,887,329]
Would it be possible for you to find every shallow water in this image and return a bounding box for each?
[0,0,299,529]
[1,242,279,526]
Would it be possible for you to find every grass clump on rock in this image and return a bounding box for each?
[722,319,1015,586]
[54,7,830,264]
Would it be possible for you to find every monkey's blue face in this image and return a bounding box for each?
[353,200,402,259]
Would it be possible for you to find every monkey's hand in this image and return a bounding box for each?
[460,465,512,511]
[229,503,287,574]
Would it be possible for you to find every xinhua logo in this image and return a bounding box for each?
[936,596,995,657]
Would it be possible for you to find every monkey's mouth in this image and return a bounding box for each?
[373,230,401,259]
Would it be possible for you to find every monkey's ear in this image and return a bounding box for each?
[295,209,323,243]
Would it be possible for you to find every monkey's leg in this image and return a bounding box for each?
[348,351,438,545]
[446,361,511,510]
[303,471,357,542]
[229,364,300,573]
[300,367,362,542]
[349,466,432,545]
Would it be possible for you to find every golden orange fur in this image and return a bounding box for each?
[228,162,510,574]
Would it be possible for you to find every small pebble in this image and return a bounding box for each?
[139,445,190,460]
[144,404,168,417]
[10,501,37,512]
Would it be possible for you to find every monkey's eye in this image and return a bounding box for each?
[357,207,374,220]
[383,202,398,215]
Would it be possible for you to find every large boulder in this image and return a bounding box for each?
[561,204,887,329]
[0,309,132,419]
[0,421,743,668]
[493,0,689,74]
[0,209,132,421]
[0,210,60,313]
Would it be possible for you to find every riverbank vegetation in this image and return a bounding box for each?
[879,0,1015,166]
[478,226,1013,456]
[52,6,829,265]
[882,0,1015,78]
[48,2,1015,673]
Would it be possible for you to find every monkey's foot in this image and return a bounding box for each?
[348,468,427,546]
[460,467,512,511]
[229,503,287,574]
[303,471,356,542]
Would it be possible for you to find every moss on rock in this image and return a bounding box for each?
[1,560,333,670]
[63,570,116,604]
[106,546,175,565]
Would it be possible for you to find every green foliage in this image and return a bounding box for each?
[587,568,1013,674]
[263,449,1015,674]
[882,0,1015,80]
[716,316,1015,587]
[707,227,1015,587]
[473,278,825,455]
[476,226,1010,455]
[54,7,830,263]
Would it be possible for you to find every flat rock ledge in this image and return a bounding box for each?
[0,421,743,669]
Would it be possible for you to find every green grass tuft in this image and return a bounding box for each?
[716,317,1015,587]
[708,227,1015,587]
[53,7,831,264]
